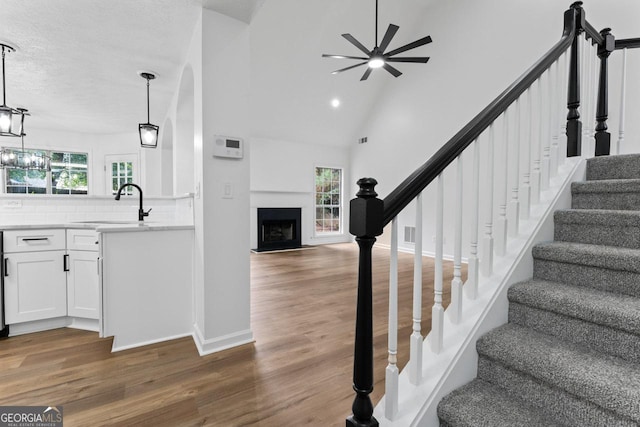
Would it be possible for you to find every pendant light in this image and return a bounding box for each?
[138,72,159,148]
[0,108,50,171]
[0,42,25,137]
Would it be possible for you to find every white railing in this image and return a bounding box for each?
[377,43,597,421]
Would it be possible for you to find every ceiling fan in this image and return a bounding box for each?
[322,0,432,81]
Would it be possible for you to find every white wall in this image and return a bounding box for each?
[171,8,253,354]
[249,137,351,248]
[350,0,640,257]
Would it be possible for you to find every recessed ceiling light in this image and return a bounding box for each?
[331,98,340,108]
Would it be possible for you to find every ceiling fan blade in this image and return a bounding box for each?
[322,54,368,60]
[383,62,402,78]
[342,33,372,56]
[360,68,373,81]
[332,61,368,74]
[385,35,432,57]
[386,57,430,63]
[378,24,399,53]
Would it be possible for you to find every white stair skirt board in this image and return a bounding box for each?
[373,157,585,426]
[192,323,255,356]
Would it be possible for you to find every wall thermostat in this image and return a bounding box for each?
[213,135,243,159]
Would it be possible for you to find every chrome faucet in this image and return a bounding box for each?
[115,183,151,221]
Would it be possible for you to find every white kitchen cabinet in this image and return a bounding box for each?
[4,249,67,324]
[66,229,100,319]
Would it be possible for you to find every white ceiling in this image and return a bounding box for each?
[0,0,434,145]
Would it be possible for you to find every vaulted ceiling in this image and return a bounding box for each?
[0,0,434,147]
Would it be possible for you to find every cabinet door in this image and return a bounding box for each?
[67,250,99,319]
[4,251,67,324]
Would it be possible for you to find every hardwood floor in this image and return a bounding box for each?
[0,243,462,426]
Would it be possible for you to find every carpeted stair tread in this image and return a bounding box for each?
[532,241,640,273]
[476,324,640,422]
[555,209,640,226]
[586,154,640,181]
[572,178,640,193]
[571,179,640,210]
[437,379,563,427]
[554,209,640,248]
[508,280,640,336]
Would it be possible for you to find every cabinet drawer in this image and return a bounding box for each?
[3,229,66,253]
[66,229,99,252]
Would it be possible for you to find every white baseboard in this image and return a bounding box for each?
[111,331,194,352]
[192,323,255,356]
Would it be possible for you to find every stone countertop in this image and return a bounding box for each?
[0,222,194,233]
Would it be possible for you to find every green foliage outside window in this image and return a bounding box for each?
[315,167,342,233]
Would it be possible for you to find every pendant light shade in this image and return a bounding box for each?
[0,43,26,137]
[138,72,159,148]
[0,108,50,171]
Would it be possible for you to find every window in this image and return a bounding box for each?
[51,152,88,194]
[106,154,138,195]
[315,167,342,234]
[3,149,88,195]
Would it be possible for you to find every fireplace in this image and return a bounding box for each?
[256,208,302,252]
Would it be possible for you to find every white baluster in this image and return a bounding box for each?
[550,59,560,176]
[508,98,520,237]
[531,77,542,204]
[409,193,423,385]
[481,125,494,277]
[385,218,399,420]
[521,88,532,220]
[431,174,444,354]
[560,49,570,163]
[449,156,463,324]
[617,48,627,155]
[495,112,508,256]
[465,139,480,300]
[541,65,552,188]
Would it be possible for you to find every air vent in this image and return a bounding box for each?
[358,136,368,144]
[404,226,416,243]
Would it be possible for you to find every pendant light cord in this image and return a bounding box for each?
[1,46,6,106]
[146,77,150,123]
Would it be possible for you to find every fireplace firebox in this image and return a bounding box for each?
[256,208,302,252]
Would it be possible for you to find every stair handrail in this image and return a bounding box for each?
[345,2,617,426]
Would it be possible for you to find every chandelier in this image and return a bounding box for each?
[0,112,50,171]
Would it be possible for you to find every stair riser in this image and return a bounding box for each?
[508,303,640,364]
[554,223,640,249]
[586,156,640,181]
[572,192,640,210]
[477,357,637,427]
[533,259,640,298]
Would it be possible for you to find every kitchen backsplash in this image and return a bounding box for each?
[0,195,194,225]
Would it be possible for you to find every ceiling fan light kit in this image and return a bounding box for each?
[322,0,432,80]
[138,71,159,148]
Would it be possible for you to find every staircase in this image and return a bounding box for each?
[437,154,640,426]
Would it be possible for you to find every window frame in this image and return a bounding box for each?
[314,166,343,236]
[2,147,89,195]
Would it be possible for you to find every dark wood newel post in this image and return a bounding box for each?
[347,178,383,427]
[595,27,615,156]
[566,1,584,157]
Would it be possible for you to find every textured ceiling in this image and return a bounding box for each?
[0,0,433,145]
